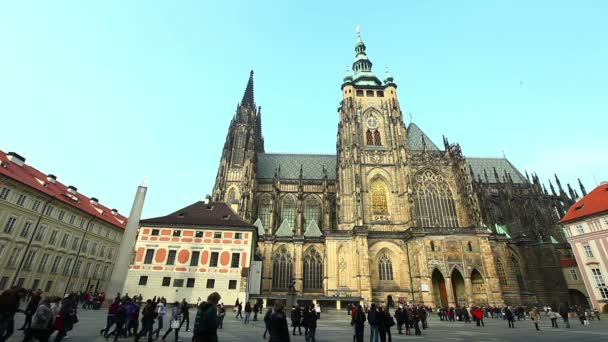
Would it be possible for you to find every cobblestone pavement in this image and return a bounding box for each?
[6,308,608,342]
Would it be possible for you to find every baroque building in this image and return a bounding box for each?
[211,33,582,308]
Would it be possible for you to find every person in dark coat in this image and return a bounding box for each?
[368,303,378,342]
[262,306,273,339]
[179,299,190,331]
[351,305,366,342]
[53,294,77,342]
[302,304,317,342]
[253,303,259,322]
[291,305,302,335]
[19,289,42,331]
[192,292,221,342]
[505,306,515,328]
[268,303,290,342]
[0,288,27,342]
[135,300,156,342]
[395,307,404,334]
[559,303,571,328]
[375,307,388,342]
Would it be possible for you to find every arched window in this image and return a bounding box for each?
[272,247,293,290]
[510,255,526,290]
[496,259,507,285]
[378,252,394,281]
[374,130,381,145]
[303,248,323,290]
[281,196,296,230]
[366,130,374,145]
[303,196,321,230]
[471,269,485,293]
[467,241,473,252]
[413,170,458,227]
[231,132,245,165]
[370,178,389,216]
[257,195,271,230]
[226,188,238,212]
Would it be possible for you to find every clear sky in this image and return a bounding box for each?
[1,1,606,218]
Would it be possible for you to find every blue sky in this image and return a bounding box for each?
[1,1,606,218]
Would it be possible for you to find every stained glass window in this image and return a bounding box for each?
[303,248,323,290]
[281,196,296,229]
[366,129,374,145]
[496,259,507,285]
[374,130,381,145]
[257,195,271,230]
[413,170,458,227]
[272,247,293,290]
[371,179,389,215]
[471,269,485,293]
[378,253,393,281]
[304,196,321,229]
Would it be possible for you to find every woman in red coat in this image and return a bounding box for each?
[473,307,485,327]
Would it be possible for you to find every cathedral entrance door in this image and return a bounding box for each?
[451,269,466,306]
[432,269,448,308]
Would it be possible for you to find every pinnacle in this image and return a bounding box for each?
[241,70,255,108]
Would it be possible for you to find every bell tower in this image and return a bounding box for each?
[336,29,411,230]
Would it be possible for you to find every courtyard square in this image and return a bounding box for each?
[6,308,608,342]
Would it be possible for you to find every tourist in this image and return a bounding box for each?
[412,307,421,336]
[530,307,541,331]
[23,297,53,342]
[418,306,428,329]
[351,305,366,342]
[367,303,378,342]
[135,300,156,342]
[375,306,389,342]
[558,303,570,328]
[291,304,302,336]
[152,299,167,339]
[53,293,77,342]
[395,306,404,334]
[549,309,559,328]
[19,289,42,331]
[244,301,252,324]
[253,302,259,321]
[315,304,321,319]
[473,307,484,327]
[302,304,317,342]
[101,297,120,337]
[179,299,190,332]
[462,306,471,324]
[192,292,221,342]
[268,303,290,342]
[106,298,127,342]
[504,306,515,328]
[235,301,243,320]
[262,305,273,339]
[0,287,27,342]
[161,301,182,341]
[217,304,225,329]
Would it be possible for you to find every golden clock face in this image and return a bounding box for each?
[366,116,379,129]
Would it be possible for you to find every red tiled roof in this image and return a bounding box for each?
[0,150,127,229]
[560,183,608,224]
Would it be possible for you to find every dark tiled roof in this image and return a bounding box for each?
[256,153,336,180]
[466,157,527,184]
[0,150,127,229]
[140,201,255,229]
[560,183,608,224]
[407,123,440,151]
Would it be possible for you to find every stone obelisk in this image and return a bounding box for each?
[106,179,147,300]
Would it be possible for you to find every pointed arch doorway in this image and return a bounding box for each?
[451,269,466,306]
[431,269,448,308]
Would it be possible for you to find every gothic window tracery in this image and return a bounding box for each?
[272,247,293,290]
[413,170,458,227]
[471,269,485,293]
[303,248,323,290]
[257,195,271,230]
[378,252,394,281]
[496,259,507,285]
[366,129,374,145]
[226,188,239,212]
[303,196,321,229]
[231,131,245,165]
[510,255,526,290]
[370,178,389,216]
[374,130,381,145]
[281,195,296,229]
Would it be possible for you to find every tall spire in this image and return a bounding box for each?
[241,70,255,108]
[351,26,382,86]
[578,178,587,196]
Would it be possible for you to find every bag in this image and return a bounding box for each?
[53,313,65,331]
[171,319,180,329]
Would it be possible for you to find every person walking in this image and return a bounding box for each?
[192,292,221,342]
[368,304,379,342]
[101,297,120,337]
[0,288,27,342]
[244,302,252,324]
[253,303,259,322]
[23,297,53,342]
[558,304,570,328]
[53,294,78,342]
[161,301,182,341]
[135,300,156,342]
[19,289,42,331]
[152,299,167,339]
[394,306,404,334]
[268,303,290,342]
[262,305,273,339]
[530,307,541,331]
[106,299,127,342]
[549,309,559,328]
[505,306,515,328]
[351,305,366,342]
[375,306,388,342]
[473,307,484,327]
[235,302,243,320]
[179,300,190,332]
[302,304,317,342]
[216,304,225,329]
[291,305,302,336]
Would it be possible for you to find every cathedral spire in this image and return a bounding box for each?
[240,70,255,108]
[351,26,382,86]
[578,178,587,196]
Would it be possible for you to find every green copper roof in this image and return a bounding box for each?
[550,235,560,244]
[304,220,322,237]
[275,219,293,237]
[253,218,265,236]
[256,153,336,180]
[495,224,512,238]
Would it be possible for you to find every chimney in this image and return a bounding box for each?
[90,197,99,206]
[67,185,77,194]
[47,174,57,183]
[111,209,118,216]
[7,152,25,167]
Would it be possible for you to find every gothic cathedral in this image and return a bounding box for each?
[212,33,578,308]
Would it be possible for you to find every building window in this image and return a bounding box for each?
[191,251,200,266]
[4,216,17,234]
[45,206,54,216]
[69,215,76,225]
[370,178,389,216]
[570,269,579,281]
[272,247,294,290]
[138,276,148,286]
[430,241,435,252]
[195,231,203,238]
[81,240,89,253]
[23,250,37,271]
[73,260,82,276]
[575,225,585,235]
[591,268,608,299]
[63,258,73,275]
[0,276,8,289]
[378,252,394,281]
[16,278,25,288]
[49,230,58,245]
[0,187,10,200]
[151,229,159,236]
[34,225,47,241]
[186,278,195,288]
[281,196,296,230]
[101,265,109,278]
[303,248,324,290]
[20,221,33,238]
[44,280,53,292]
[213,232,222,239]
[366,129,373,145]
[366,90,374,97]
[209,252,219,267]
[173,230,181,237]
[471,269,485,293]
[84,262,91,277]
[37,253,50,272]
[206,279,215,289]
[496,259,507,285]
[144,249,154,264]
[234,233,242,240]
[467,241,473,252]
[231,253,240,268]
[166,250,177,265]
[100,245,105,257]
[304,196,322,230]
[257,195,271,231]
[413,170,458,227]
[356,89,364,97]
[31,200,41,212]
[58,210,65,221]
[228,280,237,289]
[16,194,26,206]
[8,247,22,268]
[71,237,80,251]
[376,90,384,97]
[50,256,61,273]
[583,244,594,258]
[91,242,97,256]
[107,248,113,259]
[161,277,171,286]
[374,130,381,145]
[60,233,69,248]
[511,256,526,290]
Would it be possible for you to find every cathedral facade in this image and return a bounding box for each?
[211,34,580,308]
